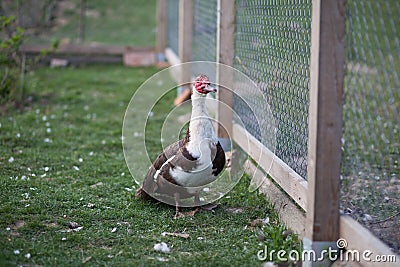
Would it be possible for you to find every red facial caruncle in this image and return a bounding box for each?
[194,74,217,95]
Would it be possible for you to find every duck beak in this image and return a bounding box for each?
[204,85,217,93]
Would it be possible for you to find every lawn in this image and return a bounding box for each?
[0,65,301,266]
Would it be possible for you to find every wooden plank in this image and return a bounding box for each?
[305,0,346,242]
[165,47,181,66]
[233,123,308,211]
[340,215,400,267]
[165,48,181,86]
[20,44,136,55]
[24,54,122,65]
[244,160,306,238]
[123,48,156,66]
[216,0,235,139]
[22,44,155,66]
[156,0,167,60]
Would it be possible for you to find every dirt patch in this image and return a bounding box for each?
[341,174,400,254]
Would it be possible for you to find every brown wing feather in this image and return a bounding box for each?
[138,140,182,197]
[137,128,194,199]
[212,141,225,176]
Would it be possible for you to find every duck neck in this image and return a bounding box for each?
[188,88,216,144]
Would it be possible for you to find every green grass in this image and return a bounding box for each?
[0,65,301,266]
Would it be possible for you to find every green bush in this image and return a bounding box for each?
[0,15,25,105]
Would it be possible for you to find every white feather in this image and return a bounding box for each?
[153,155,176,181]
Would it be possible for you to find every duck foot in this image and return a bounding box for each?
[200,203,218,211]
[174,207,201,219]
[174,211,186,219]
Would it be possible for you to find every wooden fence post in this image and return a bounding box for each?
[216,0,234,148]
[304,0,346,266]
[156,0,167,62]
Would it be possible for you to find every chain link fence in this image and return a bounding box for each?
[1,0,57,29]
[1,0,156,46]
[192,0,217,62]
[233,0,312,179]
[166,0,179,55]
[341,0,400,252]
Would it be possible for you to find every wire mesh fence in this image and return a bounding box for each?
[166,0,179,55]
[341,0,400,252]
[0,0,56,29]
[192,0,217,62]
[233,0,312,179]
[1,0,156,46]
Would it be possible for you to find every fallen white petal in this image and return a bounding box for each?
[161,232,190,238]
[363,214,372,221]
[73,166,80,171]
[134,132,141,137]
[8,157,14,163]
[14,250,20,255]
[25,253,31,259]
[263,262,276,267]
[153,242,170,253]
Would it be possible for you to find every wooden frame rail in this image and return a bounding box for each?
[233,123,308,211]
